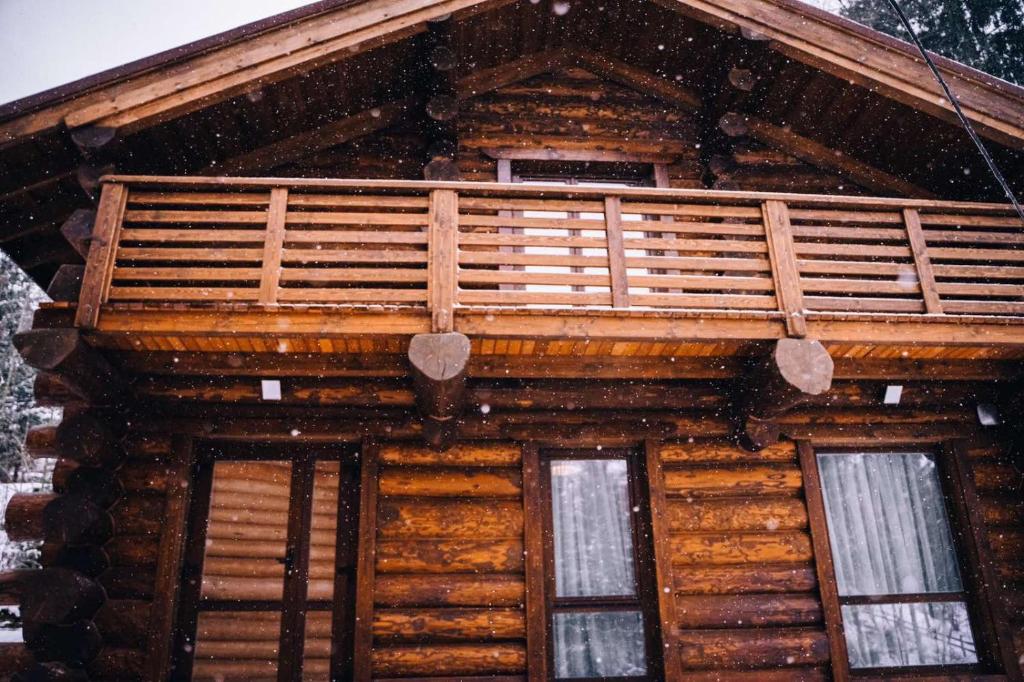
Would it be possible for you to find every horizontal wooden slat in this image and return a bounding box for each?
[280,268,427,283]
[276,289,426,303]
[285,230,428,244]
[120,228,267,242]
[112,267,262,280]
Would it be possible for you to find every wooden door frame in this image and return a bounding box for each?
[167,441,361,682]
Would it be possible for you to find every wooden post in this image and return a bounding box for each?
[605,196,630,308]
[408,332,470,451]
[903,208,943,314]
[762,200,807,338]
[258,188,289,304]
[352,440,379,682]
[74,182,128,329]
[145,436,195,682]
[797,442,850,682]
[521,444,549,680]
[643,440,683,681]
[428,189,459,333]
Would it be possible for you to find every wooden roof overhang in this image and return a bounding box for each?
[1,0,1023,285]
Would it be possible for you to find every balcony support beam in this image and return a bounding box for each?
[736,338,833,450]
[408,332,471,451]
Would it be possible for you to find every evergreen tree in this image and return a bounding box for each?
[834,0,1024,85]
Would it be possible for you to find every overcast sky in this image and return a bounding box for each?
[0,0,314,105]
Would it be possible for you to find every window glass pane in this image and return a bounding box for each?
[202,460,292,601]
[551,459,635,597]
[553,611,646,678]
[817,452,962,596]
[842,602,978,668]
[193,610,280,681]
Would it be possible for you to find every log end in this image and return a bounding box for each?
[774,338,834,396]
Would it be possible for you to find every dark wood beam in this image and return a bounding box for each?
[14,329,125,405]
[408,332,471,450]
[737,338,834,450]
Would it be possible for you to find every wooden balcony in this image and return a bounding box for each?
[66,175,1024,361]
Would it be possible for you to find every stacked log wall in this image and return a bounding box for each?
[371,441,527,679]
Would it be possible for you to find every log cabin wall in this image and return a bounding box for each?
[261,68,871,195]
[7,379,1024,680]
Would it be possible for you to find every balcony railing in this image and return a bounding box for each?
[76,176,1024,339]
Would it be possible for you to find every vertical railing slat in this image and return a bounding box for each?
[74,181,129,329]
[605,195,630,308]
[258,187,289,305]
[428,189,459,332]
[762,199,807,337]
[903,208,943,314]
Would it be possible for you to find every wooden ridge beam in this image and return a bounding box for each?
[408,332,471,450]
[725,114,936,198]
[574,50,702,111]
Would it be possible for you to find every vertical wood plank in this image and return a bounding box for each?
[259,187,289,304]
[428,189,459,332]
[75,182,128,329]
[797,441,850,682]
[145,435,195,682]
[942,440,1022,681]
[762,200,807,338]
[604,195,630,308]
[522,443,549,681]
[331,463,361,680]
[278,455,315,682]
[352,439,380,682]
[903,208,943,315]
[643,439,683,681]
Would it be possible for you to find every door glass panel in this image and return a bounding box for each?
[201,460,292,601]
[193,610,281,681]
[550,458,636,597]
[302,610,333,681]
[553,611,647,678]
[309,461,339,601]
[817,452,962,596]
[841,602,978,668]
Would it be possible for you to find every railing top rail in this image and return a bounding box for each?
[101,175,1021,216]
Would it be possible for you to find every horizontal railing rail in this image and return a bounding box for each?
[75,176,1024,336]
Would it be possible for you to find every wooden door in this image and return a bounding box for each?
[171,446,361,682]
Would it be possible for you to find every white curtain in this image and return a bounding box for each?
[817,452,962,595]
[550,459,646,677]
[818,452,977,668]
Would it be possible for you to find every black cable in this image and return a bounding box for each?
[882,0,1024,223]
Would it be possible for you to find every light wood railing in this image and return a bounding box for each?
[75,176,1024,336]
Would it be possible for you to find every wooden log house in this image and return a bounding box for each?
[0,0,1023,679]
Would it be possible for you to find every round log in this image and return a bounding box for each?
[62,468,124,510]
[408,333,471,420]
[50,460,79,495]
[728,67,757,92]
[5,494,58,542]
[13,331,123,406]
[24,427,58,460]
[426,94,458,122]
[55,413,123,467]
[45,265,86,303]
[429,44,457,71]
[0,644,36,680]
[25,620,102,666]
[42,495,114,545]
[93,599,149,648]
[708,154,736,176]
[718,112,749,138]
[57,210,96,261]
[426,138,457,161]
[45,545,110,578]
[12,661,88,682]
[33,373,86,408]
[20,569,105,632]
[0,570,29,607]
[423,158,462,182]
[68,125,117,155]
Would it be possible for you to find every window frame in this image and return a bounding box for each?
[798,441,1011,680]
[170,442,361,682]
[538,447,663,681]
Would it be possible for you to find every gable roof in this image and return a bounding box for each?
[1,0,1022,148]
